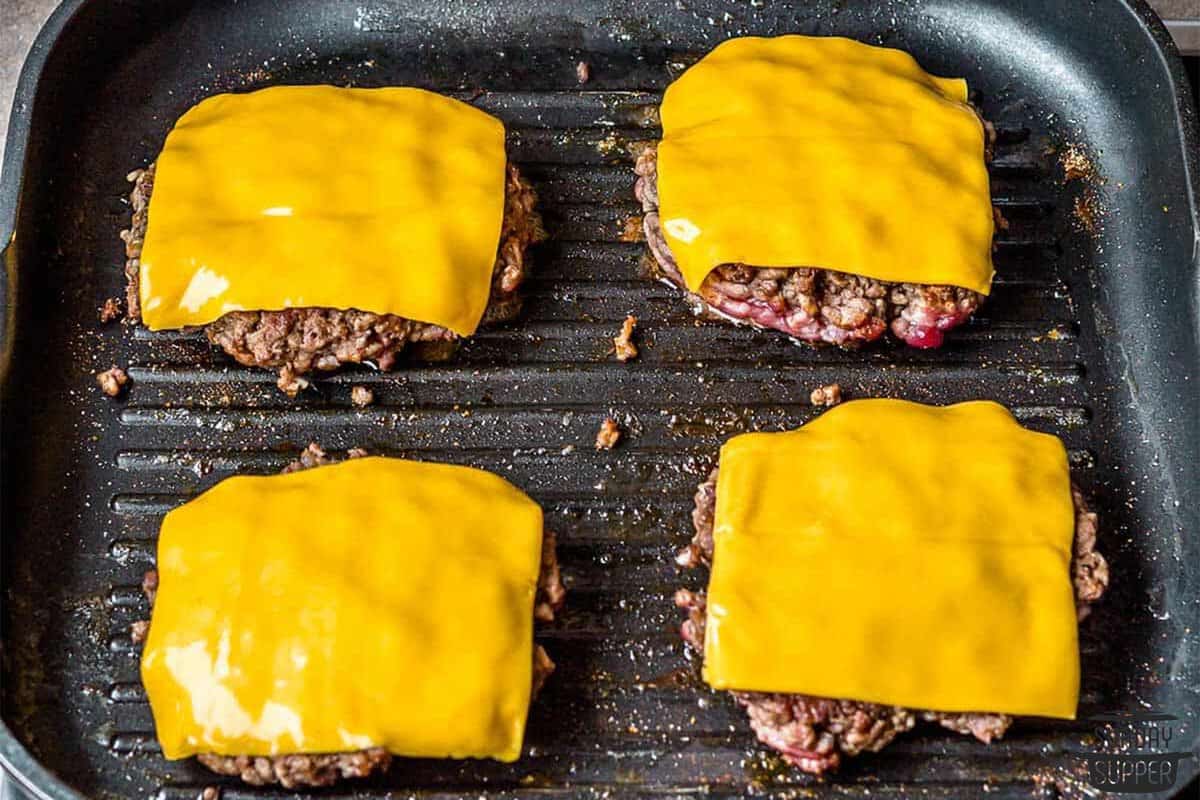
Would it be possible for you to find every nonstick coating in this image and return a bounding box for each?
[1,1,1198,798]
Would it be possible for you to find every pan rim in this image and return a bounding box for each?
[0,0,1196,797]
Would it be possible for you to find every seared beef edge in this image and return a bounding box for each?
[675,467,1109,775]
[138,443,566,788]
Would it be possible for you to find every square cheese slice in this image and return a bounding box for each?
[138,86,507,336]
[141,456,544,761]
[703,399,1080,719]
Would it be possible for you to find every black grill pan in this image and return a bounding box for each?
[2,1,1198,798]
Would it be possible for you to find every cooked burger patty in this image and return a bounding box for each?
[122,164,544,396]
[634,145,990,348]
[675,468,1109,775]
[138,443,566,788]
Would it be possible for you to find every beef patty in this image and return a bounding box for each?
[634,144,995,348]
[122,164,545,396]
[137,443,566,788]
[675,467,1109,775]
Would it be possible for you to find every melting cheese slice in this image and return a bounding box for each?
[704,399,1079,718]
[657,36,995,294]
[138,86,508,335]
[141,456,544,760]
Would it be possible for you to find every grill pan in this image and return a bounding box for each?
[1,0,1198,798]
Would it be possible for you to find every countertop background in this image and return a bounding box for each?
[1,0,1198,169]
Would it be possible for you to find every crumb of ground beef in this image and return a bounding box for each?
[1061,144,1094,182]
[138,445,564,787]
[96,366,128,397]
[99,297,123,323]
[614,315,638,361]
[123,163,544,395]
[276,365,310,397]
[620,215,645,242]
[142,569,158,604]
[1072,485,1109,619]
[676,467,1109,774]
[595,417,622,450]
[809,383,843,407]
[576,61,591,83]
[129,619,150,644]
[351,385,374,407]
[634,144,985,349]
[201,787,219,800]
[197,749,393,789]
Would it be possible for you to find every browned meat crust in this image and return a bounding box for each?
[634,145,987,349]
[535,528,567,624]
[350,385,374,407]
[1071,485,1108,620]
[196,749,392,788]
[138,443,565,788]
[594,417,622,450]
[122,163,544,396]
[676,467,1109,775]
[99,297,123,323]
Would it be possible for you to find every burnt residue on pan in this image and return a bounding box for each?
[0,1,1198,799]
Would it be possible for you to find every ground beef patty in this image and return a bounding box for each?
[138,443,566,788]
[122,164,544,396]
[675,467,1109,775]
[634,145,991,348]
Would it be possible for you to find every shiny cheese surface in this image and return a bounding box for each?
[139,86,507,335]
[704,399,1078,718]
[141,457,544,760]
[657,35,994,294]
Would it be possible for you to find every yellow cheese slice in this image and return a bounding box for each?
[657,36,995,294]
[138,86,508,336]
[703,399,1079,718]
[141,456,544,760]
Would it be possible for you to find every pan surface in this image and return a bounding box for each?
[1,1,1198,798]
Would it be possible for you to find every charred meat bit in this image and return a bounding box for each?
[619,214,646,242]
[350,385,374,407]
[197,749,392,789]
[96,366,129,397]
[1073,192,1102,234]
[1071,486,1109,620]
[276,365,309,398]
[595,417,622,450]
[614,315,639,362]
[809,383,843,407]
[141,569,158,604]
[675,469,1108,774]
[99,297,123,323]
[129,619,150,645]
[535,530,566,623]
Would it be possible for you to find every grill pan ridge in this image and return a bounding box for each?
[1,1,1197,799]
